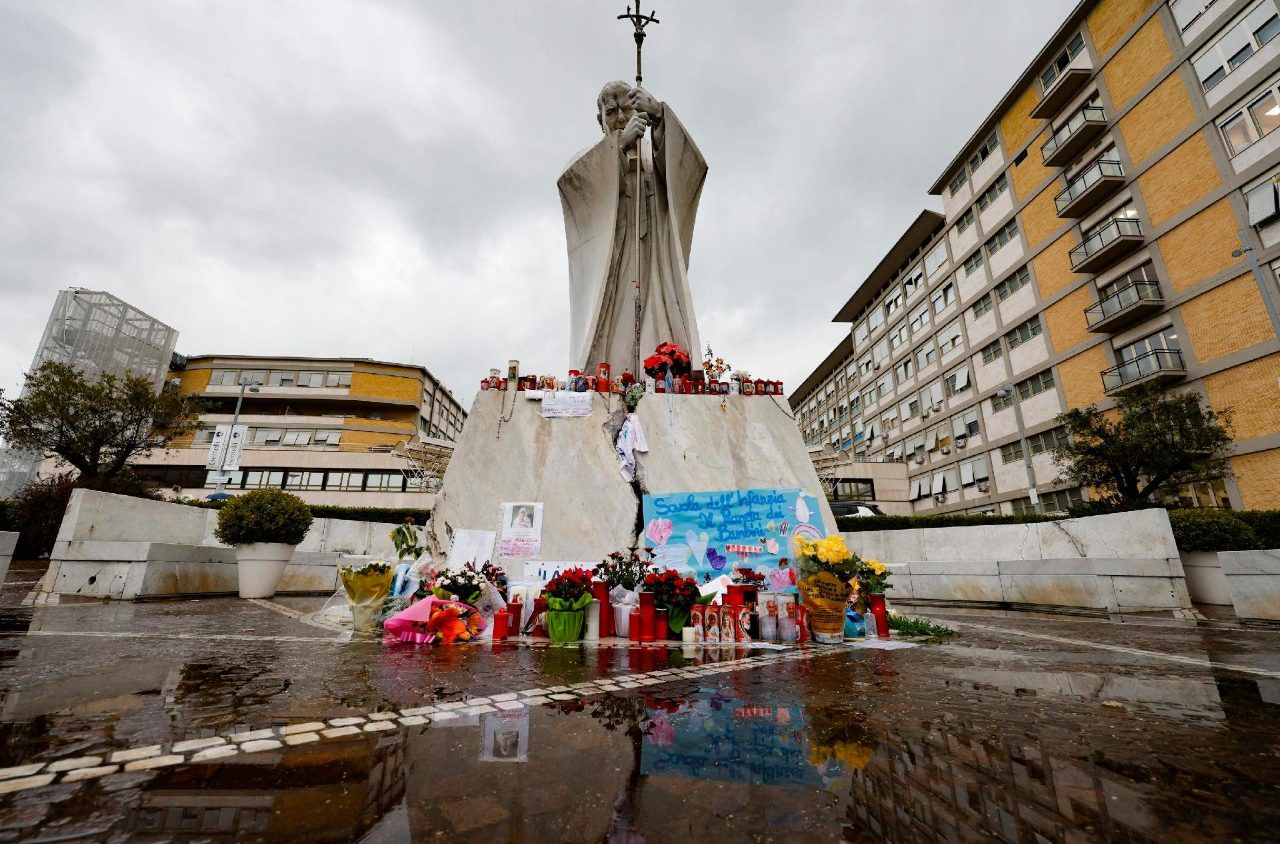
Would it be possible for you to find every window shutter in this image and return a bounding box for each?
[960,461,975,485]
[954,366,970,390]
[1248,183,1279,227]
[926,428,938,450]
[932,473,946,495]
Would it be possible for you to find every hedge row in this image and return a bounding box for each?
[836,512,1060,532]
[184,498,428,526]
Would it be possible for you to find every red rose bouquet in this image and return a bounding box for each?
[732,567,766,586]
[542,566,594,641]
[643,341,693,379]
[641,568,712,633]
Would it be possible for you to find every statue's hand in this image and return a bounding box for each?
[628,87,663,121]
[619,112,649,151]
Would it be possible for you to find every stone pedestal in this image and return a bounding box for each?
[429,390,835,570]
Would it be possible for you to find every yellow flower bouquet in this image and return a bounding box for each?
[794,534,863,644]
[339,560,396,634]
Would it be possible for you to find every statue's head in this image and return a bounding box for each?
[596,80,634,134]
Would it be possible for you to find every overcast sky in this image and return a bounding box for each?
[0,0,1077,405]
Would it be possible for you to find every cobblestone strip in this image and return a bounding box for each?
[0,644,834,793]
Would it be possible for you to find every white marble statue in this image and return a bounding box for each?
[558,82,706,373]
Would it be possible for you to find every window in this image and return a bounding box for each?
[968,133,999,174]
[834,480,875,501]
[889,320,910,351]
[924,242,949,277]
[1013,488,1083,515]
[980,339,1004,364]
[1040,32,1086,91]
[240,370,266,386]
[884,287,904,318]
[859,354,874,376]
[944,365,971,396]
[1000,440,1025,464]
[1172,0,1217,31]
[991,390,1014,412]
[962,251,985,277]
[994,265,1031,300]
[900,393,920,421]
[1117,326,1181,368]
[1193,1,1280,91]
[904,267,925,298]
[1097,261,1159,301]
[1015,368,1056,400]
[854,320,870,346]
[209,369,239,386]
[948,171,968,196]
[204,470,243,489]
[365,473,406,492]
[972,292,994,318]
[956,208,976,234]
[1247,173,1280,226]
[976,174,1010,211]
[862,387,877,408]
[1005,315,1043,349]
[937,319,964,353]
[267,370,297,387]
[931,281,957,313]
[920,380,945,411]
[872,338,890,365]
[960,455,990,485]
[286,471,326,490]
[315,430,342,446]
[868,306,885,331]
[881,408,899,431]
[877,373,894,400]
[906,434,926,462]
[1027,426,1069,456]
[245,470,285,489]
[1218,75,1280,156]
[984,219,1020,256]
[192,427,215,444]
[325,371,353,388]
[329,472,365,491]
[297,371,325,388]
[894,356,915,385]
[953,408,981,439]
[909,302,931,334]
[281,430,312,446]
[917,343,939,370]
[252,428,282,445]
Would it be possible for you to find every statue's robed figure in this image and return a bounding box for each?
[558,81,705,372]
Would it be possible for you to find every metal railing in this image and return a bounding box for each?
[1070,217,1142,268]
[1084,280,1163,327]
[1042,106,1106,159]
[1101,348,1185,392]
[1055,159,1123,212]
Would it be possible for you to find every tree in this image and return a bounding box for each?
[0,362,201,486]
[1050,382,1233,508]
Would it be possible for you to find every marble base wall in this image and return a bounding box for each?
[0,531,15,587]
[844,510,1194,616]
[1220,550,1280,622]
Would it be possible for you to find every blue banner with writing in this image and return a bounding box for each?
[640,488,824,590]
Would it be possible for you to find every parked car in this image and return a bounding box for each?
[829,501,884,518]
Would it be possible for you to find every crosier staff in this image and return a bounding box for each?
[617,5,659,379]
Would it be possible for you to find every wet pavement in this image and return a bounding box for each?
[1,561,1280,841]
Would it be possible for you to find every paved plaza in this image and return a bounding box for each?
[0,560,1279,841]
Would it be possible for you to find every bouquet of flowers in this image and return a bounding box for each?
[731,566,766,586]
[793,535,862,583]
[794,535,862,643]
[339,560,396,634]
[703,344,731,380]
[858,558,891,594]
[383,595,487,645]
[594,547,653,592]
[642,568,711,633]
[543,567,594,641]
[643,341,692,379]
[389,516,425,561]
[432,567,484,606]
[480,561,508,597]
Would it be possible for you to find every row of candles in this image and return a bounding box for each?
[480,361,785,397]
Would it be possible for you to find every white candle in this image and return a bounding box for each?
[584,599,601,641]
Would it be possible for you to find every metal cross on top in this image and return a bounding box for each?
[617,5,659,86]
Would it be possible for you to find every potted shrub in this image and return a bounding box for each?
[215,489,314,598]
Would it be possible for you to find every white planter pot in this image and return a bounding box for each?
[235,542,296,598]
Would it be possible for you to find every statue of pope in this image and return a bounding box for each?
[558,82,706,373]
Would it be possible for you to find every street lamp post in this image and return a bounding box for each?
[215,380,259,494]
[997,382,1040,515]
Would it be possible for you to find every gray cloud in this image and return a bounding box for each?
[0,0,1075,404]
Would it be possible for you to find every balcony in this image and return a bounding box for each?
[1041,106,1108,168]
[1070,217,1143,274]
[1085,280,1165,333]
[1055,159,1124,218]
[1030,67,1092,120]
[1101,349,1186,394]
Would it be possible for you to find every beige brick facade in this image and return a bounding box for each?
[1156,200,1246,293]
[1000,85,1041,155]
[1022,183,1064,250]
[1045,286,1095,355]
[1181,274,1277,363]
[1231,449,1280,509]
[1100,14,1171,108]
[1118,73,1195,165]
[1010,127,1053,201]
[1137,132,1220,228]
[1058,344,1110,410]
[1033,233,1079,299]
[1204,353,1280,440]
[1086,0,1151,57]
